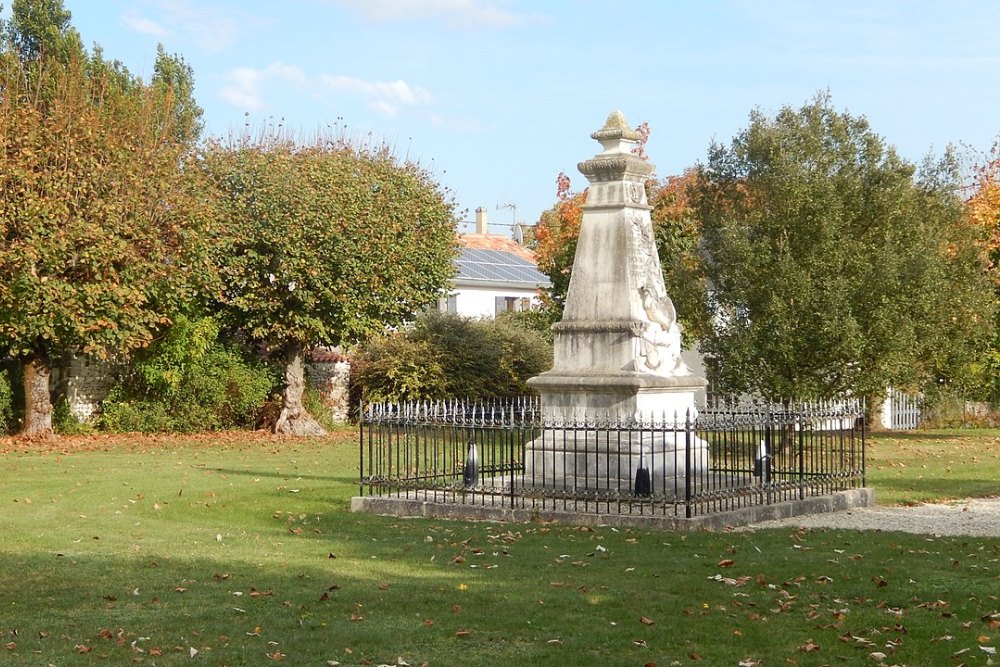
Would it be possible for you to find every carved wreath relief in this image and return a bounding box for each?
[627,212,688,376]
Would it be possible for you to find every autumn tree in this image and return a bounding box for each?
[954,143,1000,401]
[532,172,585,312]
[692,93,993,399]
[202,132,457,435]
[0,0,213,437]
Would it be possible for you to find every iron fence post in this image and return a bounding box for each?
[684,409,692,519]
[798,411,805,500]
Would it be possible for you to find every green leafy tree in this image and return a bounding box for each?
[692,92,993,399]
[203,132,457,435]
[0,1,213,437]
[1,0,83,63]
[151,44,203,144]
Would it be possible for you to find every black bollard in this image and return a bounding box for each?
[463,440,479,489]
[633,448,651,497]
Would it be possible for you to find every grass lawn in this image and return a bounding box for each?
[0,429,997,666]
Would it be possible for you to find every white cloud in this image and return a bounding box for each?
[219,64,307,111]
[121,11,170,38]
[120,0,258,52]
[219,63,432,120]
[319,75,432,117]
[331,0,545,28]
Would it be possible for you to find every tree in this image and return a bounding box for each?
[202,132,457,435]
[532,172,584,313]
[1,0,83,63]
[151,44,203,144]
[0,1,213,437]
[691,92,993,400]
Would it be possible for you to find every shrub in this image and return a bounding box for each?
[0,368,14,434]
[100,316,277,433]
[350,311,553,406]
[52,397,95,436]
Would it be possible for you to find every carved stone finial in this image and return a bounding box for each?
[591,109,640,142]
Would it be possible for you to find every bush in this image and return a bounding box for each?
[53,397,95,436]
[351,311,553,405]
[101,316,277,433]
[0,367,14,434]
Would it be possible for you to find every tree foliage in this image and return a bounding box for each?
[532,172,584,313]
[692,93,993,399]
[1,0,83,64]
[0,0,213,436]
[203,130,457,433]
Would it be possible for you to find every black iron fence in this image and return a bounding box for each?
[358,397,865,519]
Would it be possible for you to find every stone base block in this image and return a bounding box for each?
[523,429,709,493]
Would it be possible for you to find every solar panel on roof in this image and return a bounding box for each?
[455,248,549,285]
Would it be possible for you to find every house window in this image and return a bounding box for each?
[439,294,458,313]
[495,296,531,315]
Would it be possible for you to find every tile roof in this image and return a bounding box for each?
[458,233,538,261]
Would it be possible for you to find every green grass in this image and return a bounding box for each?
[0,429,997,666]
[867,429,1000,505]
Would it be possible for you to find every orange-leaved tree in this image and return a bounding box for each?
[532,172,586,313]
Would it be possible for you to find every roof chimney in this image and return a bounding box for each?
[475,207,489,235]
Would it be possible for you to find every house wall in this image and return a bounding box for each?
[445,285,542,319]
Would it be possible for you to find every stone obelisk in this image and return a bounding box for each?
[524,111,708,490]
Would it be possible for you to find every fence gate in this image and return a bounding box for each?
[882,389,921,430]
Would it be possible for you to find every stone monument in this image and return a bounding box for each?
[524,111,709,491]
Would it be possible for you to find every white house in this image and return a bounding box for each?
[441,207,550,318]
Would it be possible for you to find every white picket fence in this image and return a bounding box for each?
[880,388,921,430]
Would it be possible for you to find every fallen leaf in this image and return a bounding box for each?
[798,639,820,652]
[718,559,735,567]
[455,630,471,638]
[640,616,655,626]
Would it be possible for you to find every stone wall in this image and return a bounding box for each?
[47,349,351,426]
[307,348,351,423]
[52,354,118,422]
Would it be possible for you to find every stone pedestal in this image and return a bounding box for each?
[525,111,709,491]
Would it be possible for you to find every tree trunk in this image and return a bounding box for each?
[21,352,54,439]
[274,342,328,436]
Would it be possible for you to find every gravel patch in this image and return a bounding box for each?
[740,497,1000,537]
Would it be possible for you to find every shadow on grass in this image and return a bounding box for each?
[871,429,1000,441]
[202,466,353,484]
[2,514,999,667]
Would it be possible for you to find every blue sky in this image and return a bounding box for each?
[18,1,1000,231]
